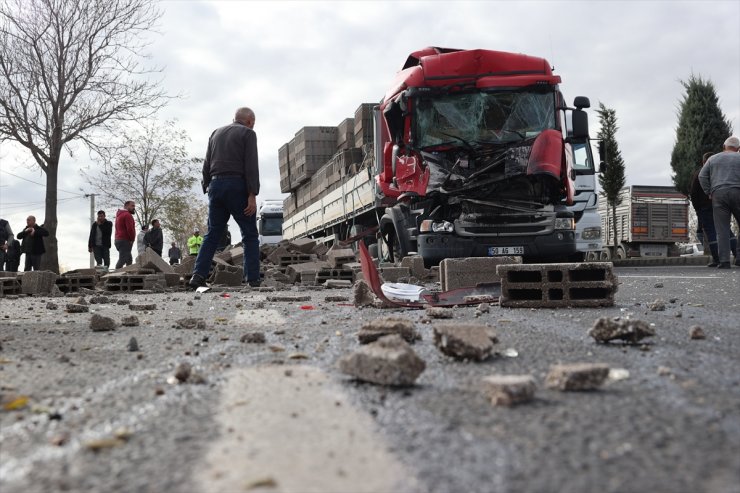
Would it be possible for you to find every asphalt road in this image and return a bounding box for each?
[1,264,739,493]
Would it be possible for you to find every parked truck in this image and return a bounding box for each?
[257,200,284,245]
[597,185,689,259]
[281,47,594,265]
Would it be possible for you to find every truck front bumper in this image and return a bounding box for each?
[416,231,577,266]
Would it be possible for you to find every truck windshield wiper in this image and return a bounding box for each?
[437,131,476,150]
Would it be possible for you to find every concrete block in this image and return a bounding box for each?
[285,261,330,283]
[228,246,244,266]
[338,334,426,386]
[212,264,243,286]
[287,237,316,254]
[0,276,22,296]
[481,375,537,406]
[327,248,356,268]
[20,270,58,295]
[134,248,174,274]
[545,363,610,391]
[312,242,330,257]
[440,256,521,291]
[164,273,181,287]
[172,256,195,274]
[497,262,618,308]
[266,246,291,265]
[401,255,426,280]
[378,266,410,284]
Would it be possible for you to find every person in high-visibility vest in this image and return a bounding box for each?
[187,229,203,256]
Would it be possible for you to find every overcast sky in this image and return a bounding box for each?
[1,0,738,271]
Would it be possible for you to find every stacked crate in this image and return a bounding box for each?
[291,126,338,187]
[337,118,355,151]
[354,103,374,148]
[279,141,293,193]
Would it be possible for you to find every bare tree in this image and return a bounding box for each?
[83,119,200,232]
[0,0,167,272]
[165,196,208,251]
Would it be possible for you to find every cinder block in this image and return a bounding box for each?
[19,270,59,295]
[267,246,290,265]
[440,256,522,291]
[316,268,354,284]
[0,276,22,296]
[133,249,174,274]
[164,273,182,287]
[327,248,356,268]
[172,256,195,274]
[497,262,618,308]
[228,246,244,266]
[212,264,243,286]
[56,274,97,293]
[277,254,315,267]
[287,237,316,254]
[401,256,426,280]
[285,261,329,283]
[103,273,166,292]
[378,266,410,283]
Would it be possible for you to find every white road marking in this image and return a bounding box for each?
[196,365,419,493]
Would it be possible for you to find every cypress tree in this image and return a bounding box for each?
[597,103,627,251]
[670,75,732,195]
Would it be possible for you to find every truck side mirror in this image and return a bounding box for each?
[574,96,590,109]
[571,110,589,139]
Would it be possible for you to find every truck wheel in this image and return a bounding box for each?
[585,251,599,261]
[378,229,403,264]
[616,246,627,259]
[599,249,612,261]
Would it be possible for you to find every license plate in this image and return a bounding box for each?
[488,246,524,256]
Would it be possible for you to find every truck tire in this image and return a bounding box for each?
[599,248,612,261]
[585,251,599,261]
[378,228,403,264]
[616,246,627,259]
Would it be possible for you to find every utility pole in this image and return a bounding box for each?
[85,193,97,268]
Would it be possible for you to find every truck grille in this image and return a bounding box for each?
[455,212,555,237]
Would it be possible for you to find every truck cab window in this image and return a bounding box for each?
[572,142,594,173]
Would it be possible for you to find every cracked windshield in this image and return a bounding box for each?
[415,91,556,148]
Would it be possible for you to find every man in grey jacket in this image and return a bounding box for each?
[699,135,740,268]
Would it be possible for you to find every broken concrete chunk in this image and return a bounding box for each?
[338,334,426,386]
[425,306,453,319]
[129,303,157,311]
[121,315,140,327]
[647,299,666,311]
[89,296,111,304]
[433,323,493,361]
[175,318,207,330]
[66,304,89,313]
[588,317,655,344]
[20,270,58,295]
[323,279,352,289]
[127,337,139,352]
[174,362,192,382]
[353,280,377,308]
[481,375,536,406]
[357,317,420,344]
[689,325,706,340]
[325,295,349,303]
[46,302,58,310]
[90,314,116,332]
[545,363,610,391]
[266,295,311,302]
[240,332,266,344]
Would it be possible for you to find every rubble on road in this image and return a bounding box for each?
[121,315,140,327]
[240,332,266,343]
[481,375,537,406]
[545,363,610,391]
[175,318,207,330]
[127,337,139,351]
[174,362,192,382]
[426,307,454,319]
[433,323,494,361]
[588,317,655,344]
[338,334,426,386]
[647,299,666,311]
[66,303,89,313]
[129,303,157,311]
[357,317,421,344]
[90,314,116,332]
[689,326,706,340]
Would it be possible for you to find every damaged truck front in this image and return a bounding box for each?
[375,48,592,265]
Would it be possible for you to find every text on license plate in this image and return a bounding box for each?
[488,246,524,256]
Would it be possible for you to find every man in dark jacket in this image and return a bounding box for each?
[114,200,137,269]
[189,107,261,289]
[4,238,21,272]
[168,242,181,265]
[144,219,164,257]
[0,217,12,270]
[17,215,49,271]
[88,210,113,269]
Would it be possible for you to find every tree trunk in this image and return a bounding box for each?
[40,164,60,274]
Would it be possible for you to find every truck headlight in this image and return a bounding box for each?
[581,227,601,239]
[420,220,454,233]
[554,217,575,230]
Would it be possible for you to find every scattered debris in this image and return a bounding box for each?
[266,295,311,302]
[608,368,630,381]
[433,323,493,361]
[65,304,89,313]
[545,363,610,391]
[45,302,58,310]
[501,348,518,358]
[240,332,266,343]
[480,375,536,406]
[647,299,666,311]
[2,395,30,411]
[325,295,349,303]
[425,306,454,319]
[90,314,116,332]
[85,438,125,451]
[654,282,664,288]
[244,477,279,490]
[357,317,421,344]
[121,315,140,327]
[288,352,309,360]
[588,317,655,344]
[89,296,111,304]
[338,334,426,386]
[353,280,377,308]
[689,326,706,340]
[129,303,157,311]
[174,362,192,383]
[477,302,491,314]
[127,337,139,352]
[657,366,673,377]
[175,318,207,330]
